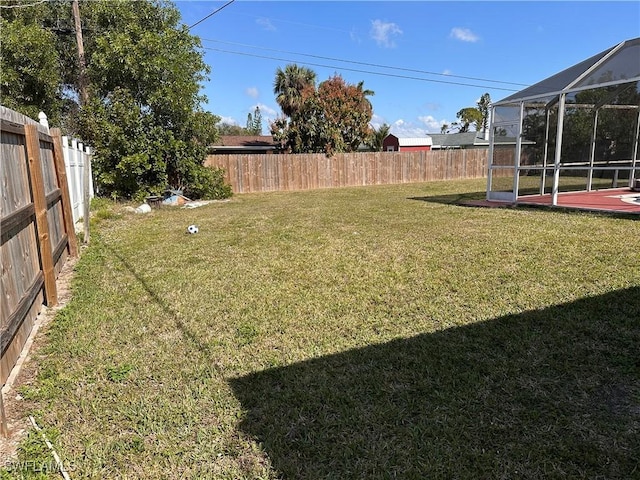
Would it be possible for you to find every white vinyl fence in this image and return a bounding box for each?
[61,136,94,223]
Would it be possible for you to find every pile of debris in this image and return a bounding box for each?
[130,189,219,214]
[146,188,191,207]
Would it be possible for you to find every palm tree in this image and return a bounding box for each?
[273,64,317,117]
[356,80,375,111]
[367,123,391,151]
[356,80,375,98]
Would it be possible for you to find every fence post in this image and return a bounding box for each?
[50,128,78,257]
[25,124,58,306]
[38,111,49,131]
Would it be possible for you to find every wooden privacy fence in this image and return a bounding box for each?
[1,106,78,389]
[205,149,488,194]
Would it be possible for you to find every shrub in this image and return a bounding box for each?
[182,165,233,200]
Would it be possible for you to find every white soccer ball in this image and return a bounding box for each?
[187,224,199,234]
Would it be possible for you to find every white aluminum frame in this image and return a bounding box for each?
[488,37,640,206]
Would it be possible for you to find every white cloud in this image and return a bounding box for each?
[246,87,259,98]
[256,17,276,31]
[218,116,238,126]
[391,126,428,137]
[389,116,451,137]
[370,20,402,48]
[450,27,479,43]
[442,69,453,76]
[418,115,447,133]
[390,119,428,137]
[254,103,278,118]
[369,113,386,130]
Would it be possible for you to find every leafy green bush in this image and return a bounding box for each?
[182,165,233,200]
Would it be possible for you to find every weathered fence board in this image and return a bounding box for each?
[25,124,58,306]
[1,107,78,393]
[206,149,488,194]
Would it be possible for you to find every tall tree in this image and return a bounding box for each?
[246,106,263,135]
[273,64,316,117]
[81,0,221,198]
[1,0,228,200]
[272,74,373,155]
[0,9,64,124]
[454,107,483,133]
[476,93,491,133]
[316,76,373,153]
[449,93,491,134]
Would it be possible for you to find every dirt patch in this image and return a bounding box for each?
[1,253,79,464]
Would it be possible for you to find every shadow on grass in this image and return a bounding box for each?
[408,190,487,206]
[106,245,212,356]
[230,288,640,479]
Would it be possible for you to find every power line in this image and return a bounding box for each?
[201,38,529,88]
[189,0,236,29]
[187,5,528,92]
[203,46,521,92]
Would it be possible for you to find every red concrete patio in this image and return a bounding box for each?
[518,187,640,215]
[465,187,640,215]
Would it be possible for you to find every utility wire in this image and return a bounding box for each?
[189,0,236,29]
[203,46,521,92]
[187,3,527,91]
[201,38,529,88]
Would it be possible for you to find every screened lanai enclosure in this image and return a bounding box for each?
[487,37,640,206]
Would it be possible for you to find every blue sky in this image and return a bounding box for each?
[174,1,640,137]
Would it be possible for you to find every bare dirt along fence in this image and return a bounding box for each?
[206,149,488,194]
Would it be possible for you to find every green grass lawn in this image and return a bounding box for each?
[5,179,640,479]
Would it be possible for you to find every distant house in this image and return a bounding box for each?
[428,132,490,150]
[209,135,279,154]
[383,134,433,152]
